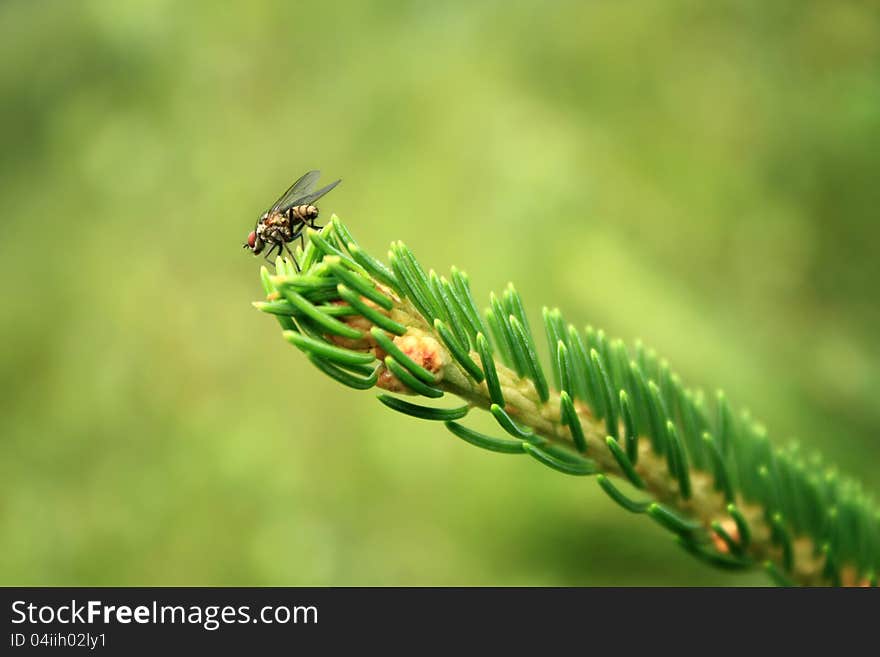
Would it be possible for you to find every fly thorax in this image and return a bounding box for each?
[258,213,293,242]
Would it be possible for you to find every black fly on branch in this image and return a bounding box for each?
[243,170,341,271]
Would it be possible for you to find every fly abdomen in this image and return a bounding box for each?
[289,205,319,224]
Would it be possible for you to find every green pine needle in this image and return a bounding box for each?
[605,436,644,489]
[490,403,537,441]
[560,391,587,453]
[384,356,444,398]
[377,394,469,421]
[597,475,650,514]
[445,421,525,454]
[523,443,599,476]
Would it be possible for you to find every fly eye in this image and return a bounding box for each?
[247,231,257,249]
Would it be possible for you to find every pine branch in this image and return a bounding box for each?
[252,216,879,587]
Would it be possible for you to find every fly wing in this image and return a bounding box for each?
[281,178,342,209]
[269,170,321,213]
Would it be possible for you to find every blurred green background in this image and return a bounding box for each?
[2,0,878,586]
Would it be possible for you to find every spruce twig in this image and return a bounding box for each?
[252,217,879,587]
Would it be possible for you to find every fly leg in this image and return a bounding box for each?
[283,242,300,273]
[263,243,279,266]
[288,224,306,259]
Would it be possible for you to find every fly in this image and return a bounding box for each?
[243,170,341,270]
